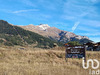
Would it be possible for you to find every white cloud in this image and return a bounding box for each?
[81,19,100,27]
[86,0,100,3]
[89,37,100,42]
[72,21,80,32]
[77,26,99,32]
[91,0,97,2]
[12,9,39,13]
[39,14,52,19]
[61,0,100,37]
[14,12,52,21]
[61,15,75,20]
[20,0,36,7]
[78,33,100,36]
[61,0,99,21]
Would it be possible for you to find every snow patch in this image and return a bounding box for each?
[38,24,50,30]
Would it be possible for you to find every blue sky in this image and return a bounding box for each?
[0,0,100,42]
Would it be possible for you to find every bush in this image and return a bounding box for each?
[68,41,81,46]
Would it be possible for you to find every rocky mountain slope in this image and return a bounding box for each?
[19,24,91,44]
[0,20,62,48]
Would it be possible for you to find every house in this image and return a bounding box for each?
[95,42,100,51]
[85,42,100,51]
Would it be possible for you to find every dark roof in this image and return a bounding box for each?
[96,42,100,45]
[85,42,94,45]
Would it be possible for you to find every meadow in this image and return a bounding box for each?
[0,46,100,75]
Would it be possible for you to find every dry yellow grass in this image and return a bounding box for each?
[0,46,100,75]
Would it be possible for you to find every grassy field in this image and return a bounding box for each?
[0,46,100,75]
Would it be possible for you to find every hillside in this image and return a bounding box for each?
[0,20,62,48]
[19,24,92,44]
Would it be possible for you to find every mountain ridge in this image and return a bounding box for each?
[18,24,91,44]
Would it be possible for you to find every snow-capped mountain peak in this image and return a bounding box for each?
[37,24,50,30]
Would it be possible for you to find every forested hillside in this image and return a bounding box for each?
[0,20,62,48]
